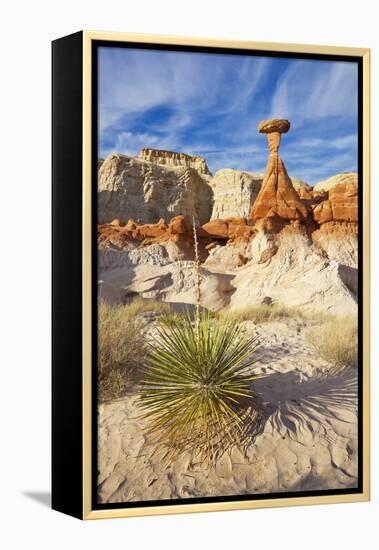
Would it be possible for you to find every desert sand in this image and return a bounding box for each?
[98,316,357,503]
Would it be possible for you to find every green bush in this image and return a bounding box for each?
[138,310,261,465]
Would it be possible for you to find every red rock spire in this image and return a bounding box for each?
[250,119,308,222]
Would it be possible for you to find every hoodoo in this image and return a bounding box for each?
[250,119,308,223]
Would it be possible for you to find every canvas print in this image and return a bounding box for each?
[96,46,359,505]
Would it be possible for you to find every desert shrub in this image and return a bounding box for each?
[138,310,262,465]
[98,300,148,401]
[305,317,358,367]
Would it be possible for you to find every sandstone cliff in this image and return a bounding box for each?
[313,181,358,224]
[98,153,212,225]
[311,179,358,266]
[313,172,358,193]
[139,148,211,175]
[209,169,262,219]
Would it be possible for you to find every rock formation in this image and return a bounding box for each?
[313,182,358,224]
[99,215,193,246]
[98,215,212,264]
[311,179,358,266]
[98,247,234,311]
[313,172,358,193]
[250,119,308,224]
[98,153,212,225]
[202,218,255,241]
[209,169,262,219]
[228,224,357,315]
[220,119,358,314]
[291,178,313,200]
[139,148,211,175]
[97,125,359,315]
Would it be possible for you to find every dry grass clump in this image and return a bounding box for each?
[225,303,293,323]
[118,297,172,321]
[98,298,174,400]
[219,304,333,324]
[305,317,358,368]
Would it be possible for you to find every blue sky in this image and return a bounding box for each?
[98,47,358,185]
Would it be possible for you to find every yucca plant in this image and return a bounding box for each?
[139,311,260,464]
[138,218,262,465]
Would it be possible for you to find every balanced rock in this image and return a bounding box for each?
[139,148,211,176]
[258,119,290,134]
[250,119,308,223]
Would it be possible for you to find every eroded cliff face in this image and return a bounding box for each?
[313,181,358,224]
[313,172,358,193]
[98,153,212,225]
[311,178,358,267]
[209,170,262,219]
[139,148,212,176]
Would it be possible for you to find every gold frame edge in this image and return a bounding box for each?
[81,31,370,520]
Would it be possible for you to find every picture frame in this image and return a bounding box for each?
[52,30,370,520]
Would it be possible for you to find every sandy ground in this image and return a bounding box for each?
[97,319,358,503]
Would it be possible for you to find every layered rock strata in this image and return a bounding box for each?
[139,148,211,175]
[209,170,262,219]
[98,153,212,225]
[313,172,358,193]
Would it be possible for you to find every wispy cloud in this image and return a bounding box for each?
[98,47,359,184]
[270,60,358,122]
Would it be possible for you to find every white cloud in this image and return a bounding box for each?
[98,47,271,134]
[270,60,358,121]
